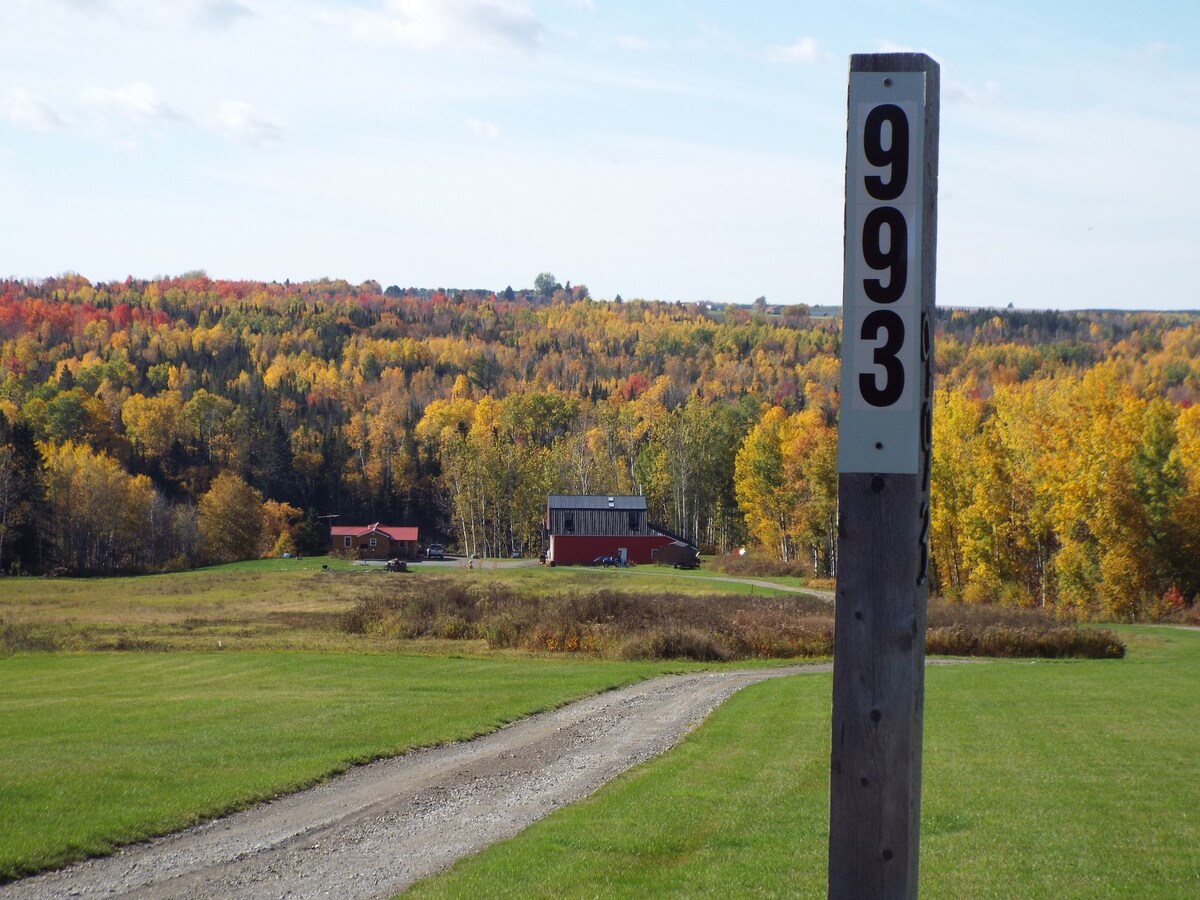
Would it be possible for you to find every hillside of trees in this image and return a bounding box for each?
[1,272,1199,621]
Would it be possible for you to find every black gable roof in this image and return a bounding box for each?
[547,495,646,512]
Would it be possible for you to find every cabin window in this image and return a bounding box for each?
[344,536,352,548]
[628,512,639,531]
[369,537,378,548]
[564,515,575,533]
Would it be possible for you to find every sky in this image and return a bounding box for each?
[1,0,1196,310]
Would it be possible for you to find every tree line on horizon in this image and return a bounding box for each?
[1,272,1198,621]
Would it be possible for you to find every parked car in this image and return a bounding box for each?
[426,544,445,560]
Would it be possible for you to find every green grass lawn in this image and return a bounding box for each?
[2,561,1182,893]
[409,627,1200,898]
[0,652,685,882]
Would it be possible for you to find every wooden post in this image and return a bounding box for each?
[828,53,939,899]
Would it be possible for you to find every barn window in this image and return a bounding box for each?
[564,515,575,533]
[344,536,352,548]
[369,537,377,548]
[628,512,638,531]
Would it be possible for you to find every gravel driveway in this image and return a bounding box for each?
[2,664,830,899]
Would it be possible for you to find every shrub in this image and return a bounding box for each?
[340,592,401,634]
[926,623,1124,659]
[0,619,59,655]
[705,554,813,579]
[483,615,522,649]
[1166,602,1200,626]
[335,578,1124,661]
[617,628,732,662]
[112,634,167,652]
[432,614,479,640]
[728,622,834,659]
[925,597,1124,659]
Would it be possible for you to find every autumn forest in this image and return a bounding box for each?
[1,272,1198,622]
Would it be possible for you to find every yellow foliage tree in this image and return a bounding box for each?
[260,498,304,557]
[929,388,981,595]
[734,405,836,568]
[197,472,264,564]
[121,391,188,462]
[40,440,155,571]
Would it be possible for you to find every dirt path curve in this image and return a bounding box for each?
[681,575,835,602]
[2,664,831,900]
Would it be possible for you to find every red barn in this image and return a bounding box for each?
[544,495,692,566]
[330,523,418,560]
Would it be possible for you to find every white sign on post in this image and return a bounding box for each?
[837,71,928,475]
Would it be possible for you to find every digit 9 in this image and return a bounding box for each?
[861,207,907,303]
[863,103,909,201]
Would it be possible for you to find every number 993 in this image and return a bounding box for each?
[859,102,911,408]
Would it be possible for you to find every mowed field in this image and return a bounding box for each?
[408,627,1200,898]
[2,560,1197,895]
[0,651,686,882]
[0,559,792,880]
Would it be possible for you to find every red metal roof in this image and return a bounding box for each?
[330,523,418,541]
[376,525,418,541]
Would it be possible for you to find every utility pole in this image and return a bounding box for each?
[317,513,340,549]
[828,52,939,899]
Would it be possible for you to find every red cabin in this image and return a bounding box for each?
[330,523,418,560]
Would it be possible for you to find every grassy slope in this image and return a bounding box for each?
[0,558,806,653]
[409,627,1200,898]
[0,652,684,882]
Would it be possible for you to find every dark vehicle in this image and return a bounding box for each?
[656,542,701,570]
[426,544,445,560]
[592,555,628,567]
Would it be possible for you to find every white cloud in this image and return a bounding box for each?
[332,0,542,53]
[766,36,822,65]
[84,81,185,124]
[46,0,251,29]
[464,117,500,140]
[1128,40,1170,62]
[209,100,282,147]
[1,87,67,131]
[194,0,252,30]
[945,78,1003,106]
[615,33,649,52]
[54,0,109,12]
[689,18,742,53]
